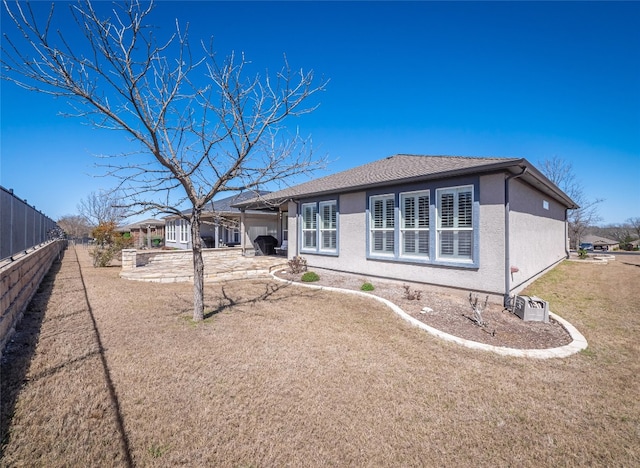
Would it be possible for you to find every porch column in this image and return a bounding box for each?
[214,223,220,248]
[240,209,246,255]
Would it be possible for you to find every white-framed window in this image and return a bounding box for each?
[400,191,429,258]
[166,220,176,242]
[300,201,338,253]
[179,219,189,244]
[319,201,337,251]
[301,203,317,250]
[370,194,395,255]
[226,226,240,244]
[436,185,473,261]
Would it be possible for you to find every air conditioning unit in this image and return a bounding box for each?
[514,296,549,323]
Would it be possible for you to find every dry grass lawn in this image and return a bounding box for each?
[1,246,639,467]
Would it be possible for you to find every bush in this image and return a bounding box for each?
[301,271,320,282]
[288,255,307,274]
[360,282,375,291]
[578,248,588,259]
[89,221,130,267]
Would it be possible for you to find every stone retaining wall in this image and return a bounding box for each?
[121,247,244,270]
[0,240,67,357]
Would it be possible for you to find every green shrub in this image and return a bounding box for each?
[578,248,588,259]
[360,282,375,291]
[301,271,320,282]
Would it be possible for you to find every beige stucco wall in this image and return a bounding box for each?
[289,175,508,296]
[242,212,278,251]
[286,173,568,298]
[507,178,568,294]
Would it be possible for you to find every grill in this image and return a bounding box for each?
[254,235,278,256]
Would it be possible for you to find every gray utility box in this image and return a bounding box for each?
[514,296,549,323]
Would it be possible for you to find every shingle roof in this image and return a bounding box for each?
[118,218,165,231]
[233,154,579,210]
[175,190,272,216]
[234,154,522,207]
[581,235,619,245]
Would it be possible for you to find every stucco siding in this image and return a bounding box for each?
[477,173,507,293]
[508,178,567,294]
[286,201,298,256]
[296,180,507,295]
[286,173,568,298]
[242,213,278,250]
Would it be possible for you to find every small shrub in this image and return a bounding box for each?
[301,271,320,282]
[288,255,307,274]
[578,248,588,259]
[402,284,422,301]
[360,282,375,291]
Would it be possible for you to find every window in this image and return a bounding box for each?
[179,219,189,244]
[436,186,473,261]
[319,201,337,251]
[226,226,240,244]
[400,191,429,258]
[370,194,395,255]
[301,203,317,249]
[300,201,337,254]
[166,220,176,242]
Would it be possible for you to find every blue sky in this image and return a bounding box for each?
[1,1,639,225]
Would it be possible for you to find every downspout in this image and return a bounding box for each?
[504,166,528,306]
[564,208,570,257]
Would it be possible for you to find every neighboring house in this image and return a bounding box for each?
[117,219,166,248]
[580,234,619,251]
[234,154,578,304]
[164,191,280,252]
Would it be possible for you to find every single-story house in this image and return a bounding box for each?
[117,218,165,248]
[580,234,619,251]
[233,154,578,304]
[164,191,281,252]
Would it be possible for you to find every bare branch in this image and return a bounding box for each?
[2,0,327,320]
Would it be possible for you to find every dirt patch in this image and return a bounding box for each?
[2,248,639,467]
[275,268,572,349]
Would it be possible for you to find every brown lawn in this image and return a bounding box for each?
[1,246,639,467]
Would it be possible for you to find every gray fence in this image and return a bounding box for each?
[1,186,60,261]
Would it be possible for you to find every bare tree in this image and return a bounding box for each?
[627,217,640,241]
[78,190,130,227]
[538,156,602,248]
[2,0,327,321]
[57,214,92,239]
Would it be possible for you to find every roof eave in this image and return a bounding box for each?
[233,157,579,210]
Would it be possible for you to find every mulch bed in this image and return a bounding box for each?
[274,268,572,350]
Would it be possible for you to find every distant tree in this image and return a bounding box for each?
[539,156,603,248]
[2,0,327,321]
[627,217,640,240]
[57,214,92,239]
[78,190,130,227]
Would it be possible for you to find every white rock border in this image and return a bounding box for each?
[270,269,588,359]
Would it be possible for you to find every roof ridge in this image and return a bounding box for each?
[391,154,519,160]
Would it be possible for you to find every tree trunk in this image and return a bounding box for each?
[191,209,205,321]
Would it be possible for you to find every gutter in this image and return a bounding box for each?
[504,165,528,306]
